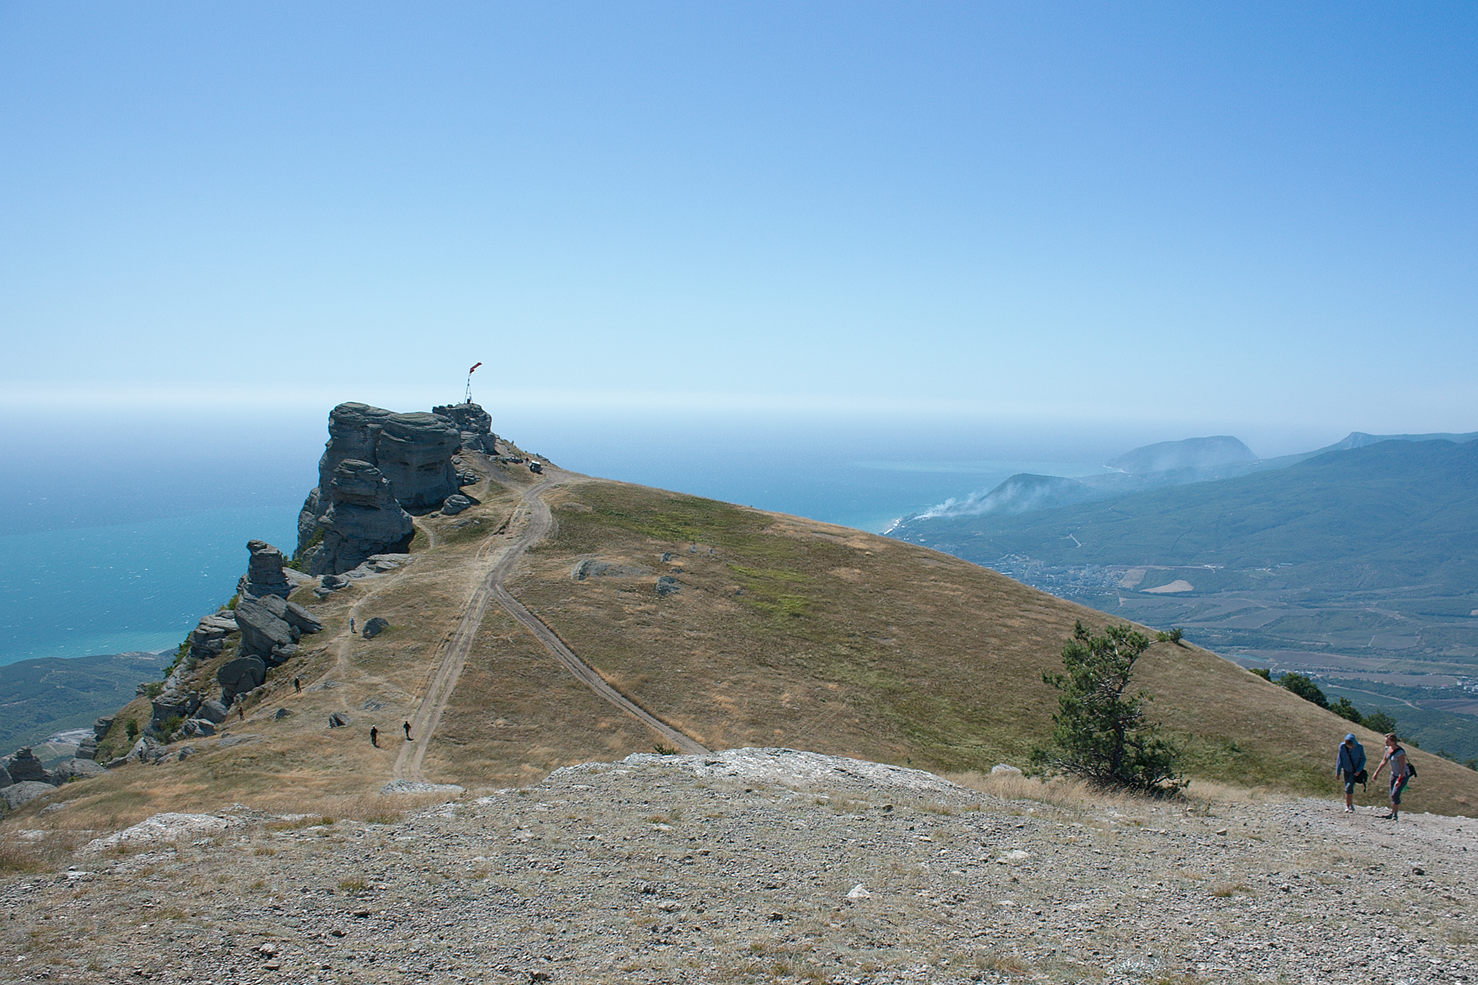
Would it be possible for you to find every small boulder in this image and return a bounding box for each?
[441,494,473,516]
[362,617,390,639]
[990,763,1024,777]
[328,713,351,728]
[274,709,293,721]
[656,575,681,598]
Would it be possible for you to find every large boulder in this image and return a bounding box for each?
[55,758,108,782]
[239,540,290,600]
[0,781,56,812]
[196,699,230,724]
[235,595,298,660]
[217,656,267,703]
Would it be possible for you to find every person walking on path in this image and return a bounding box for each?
[1370,733,1411,821]
[370,726,379,748]
[1336,732,1366,813]
[403,720,412,741]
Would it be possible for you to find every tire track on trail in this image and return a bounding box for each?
[395,472,706,781]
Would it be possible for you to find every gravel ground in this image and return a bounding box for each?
[4,748,1474,984]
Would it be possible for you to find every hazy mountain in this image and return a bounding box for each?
[892,437,1478,760]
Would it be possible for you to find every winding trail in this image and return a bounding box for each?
[394,471,706,781]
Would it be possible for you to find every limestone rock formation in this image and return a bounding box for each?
[239,540,290,600]
[0,762,11,789]
[217,656,267,703]
[4,747,51,785]
[0,781,55,811]
[309,460,415,576]
[296,401,495,569]
[235,593,323,663]
[441,493,473,516]
[432,401,498,455]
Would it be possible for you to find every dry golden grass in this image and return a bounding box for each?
[7,463,1476,845]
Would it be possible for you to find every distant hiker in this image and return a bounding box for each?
[403,720,412,740]
[370,726,379,748]
[350,617,356,633]
[239,703,246,720]
[1336,732,1366,813]
[1370,733,1411,821]
[293,677,302,693]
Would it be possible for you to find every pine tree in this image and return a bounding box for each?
[1030,622,1184,795]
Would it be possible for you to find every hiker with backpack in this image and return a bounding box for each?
[1335,732,1366,813]
[1370,732,1414,821]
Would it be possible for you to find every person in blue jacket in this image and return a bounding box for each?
[1336,732,1366,813]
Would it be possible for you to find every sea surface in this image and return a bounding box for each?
[0,413,1103,669]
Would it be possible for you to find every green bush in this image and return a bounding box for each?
[1278,672,1329,709]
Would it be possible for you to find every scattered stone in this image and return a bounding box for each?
[328,713,351,728]
[380,780,464,796]
[991,763,1024,776]
[846,884,871,899]
[275,709,294,721]
[656,575,681,598]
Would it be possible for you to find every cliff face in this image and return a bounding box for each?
[295,401,496,574]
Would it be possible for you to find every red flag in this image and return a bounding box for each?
[469,362,482,374]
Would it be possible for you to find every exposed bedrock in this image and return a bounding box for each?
[308,460,415,576]
[432,401,498,455]
[297,401,494,559]
[239,540,290,600]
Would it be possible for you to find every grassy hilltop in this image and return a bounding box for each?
[16,455,1478,835]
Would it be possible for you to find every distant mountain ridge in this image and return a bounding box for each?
[891,433,1478,761]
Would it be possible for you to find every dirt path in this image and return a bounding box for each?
[395,471,707,781]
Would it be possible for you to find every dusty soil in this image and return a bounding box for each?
[4,749,1474,985]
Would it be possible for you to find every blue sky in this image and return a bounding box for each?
[2,2,1475,456]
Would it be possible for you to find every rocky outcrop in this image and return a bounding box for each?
[0,762,11,788]
[432,401,497,455]
[4,747,51,785]
[239,540,290,600]
[308,460,415,576]
[297,401,496,568]
[0,781,55,811]
[217,656,267,704]
[235,593,323,663]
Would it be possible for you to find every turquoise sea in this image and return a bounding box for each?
[0,413,1106,668]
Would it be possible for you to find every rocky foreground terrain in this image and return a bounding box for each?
[4,749,1473,985]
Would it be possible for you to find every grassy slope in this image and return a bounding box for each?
[515,479,1478,815]
[10,464,1476,834]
